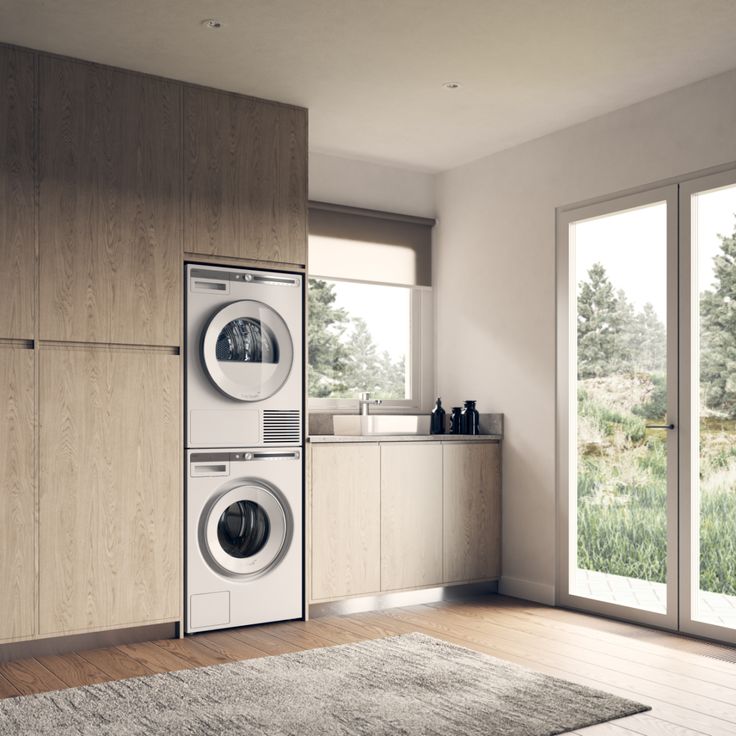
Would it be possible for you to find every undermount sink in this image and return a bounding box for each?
[332,414,431,436]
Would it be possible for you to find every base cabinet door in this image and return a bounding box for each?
[310,444,380,601]
[443,443,501,583]
[381,443,443,591]
[0,348,35,642]
[39,347,180,635]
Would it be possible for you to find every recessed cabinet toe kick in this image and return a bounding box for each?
[308,440,501,610]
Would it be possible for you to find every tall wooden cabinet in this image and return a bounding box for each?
[0,348,35,642]
[183,86,307,265]
[0,46,34,341]
[39,348,180,635]
[39,58,182,346]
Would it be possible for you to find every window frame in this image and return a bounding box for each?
[306,272,434,413]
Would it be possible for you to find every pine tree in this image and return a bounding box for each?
[577,263,623,378]
[307,279,351,397]
[700,218,736,417]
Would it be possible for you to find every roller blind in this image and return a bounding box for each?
[308,202,435,287]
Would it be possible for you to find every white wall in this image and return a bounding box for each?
[309,151,436,218]
[435,67,736,604]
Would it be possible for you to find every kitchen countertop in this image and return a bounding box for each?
[308,434,502,443]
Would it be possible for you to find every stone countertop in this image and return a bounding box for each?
[308,434,502,443]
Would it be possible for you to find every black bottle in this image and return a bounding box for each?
[461,400,480,435]
[430,398,446,434]
[449,407,463,434]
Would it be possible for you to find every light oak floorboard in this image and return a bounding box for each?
[78,648,153,681]
[116,641,192,674]
[35,652,110,688]
[0,658,66,696]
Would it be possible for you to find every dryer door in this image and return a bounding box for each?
[202,300,294,401]
[202,483,290,578]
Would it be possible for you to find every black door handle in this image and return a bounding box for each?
[645,423,675,430]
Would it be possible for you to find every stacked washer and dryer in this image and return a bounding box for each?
[185,264,303,633]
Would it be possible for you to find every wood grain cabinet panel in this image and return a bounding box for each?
[39,347,180,635]
[0,46,34,340]
[381,443,443,591]
[310,444,380,601]
[443,443,501,583]
[39,58,181,345]
[0,347,35,641]
[183,86,307,265]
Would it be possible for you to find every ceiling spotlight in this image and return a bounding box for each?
[201,19,223,29]
[442,82,461,90]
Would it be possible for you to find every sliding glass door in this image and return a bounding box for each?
[557,186,679,630]
[559,170,736,643]
[680,170,736,644]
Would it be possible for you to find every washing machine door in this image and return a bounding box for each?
[202,483,290,578]
[202,300,294,401]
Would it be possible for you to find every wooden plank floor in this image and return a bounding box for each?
[0,596,735,734]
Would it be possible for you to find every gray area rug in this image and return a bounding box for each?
[0,632,649,735]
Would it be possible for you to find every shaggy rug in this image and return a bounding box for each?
[0,632,649,735]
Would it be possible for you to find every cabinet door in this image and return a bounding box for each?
[310,444,380,601]
[0,348,35,641]
[39,58,181,345]
[184,86,307,265]
[381,443,443,591]
[39,347,180,635]
[443,443,501,583]
[0,46,34,340]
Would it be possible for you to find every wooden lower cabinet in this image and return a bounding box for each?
[39,347,180,635]
[310,440,501,603]
[381,443,443,591]
[0,347,35,642]
[310,444,381,601]
[443,443,501,583]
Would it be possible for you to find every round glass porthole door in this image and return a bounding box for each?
[202,484,289,578]
[202,300,294,401]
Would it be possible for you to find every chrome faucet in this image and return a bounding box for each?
[358,391,382,416]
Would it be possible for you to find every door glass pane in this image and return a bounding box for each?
[692,182,736,629]
[571,202,669,613]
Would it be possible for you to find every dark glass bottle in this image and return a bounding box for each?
[449,407,463,434]
[430,398,446,434]
[461,400,480,435]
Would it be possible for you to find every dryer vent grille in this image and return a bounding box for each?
[263,410,301,444]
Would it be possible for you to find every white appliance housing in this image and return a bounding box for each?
[186,264,303,449]
[186,448,303,632]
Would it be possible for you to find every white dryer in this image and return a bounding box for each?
[186,264,302,449]
[186,448,303,633]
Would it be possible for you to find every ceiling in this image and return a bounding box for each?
[2,0,736,172]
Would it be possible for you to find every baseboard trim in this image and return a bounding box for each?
[0,623,177,662]
[308,580,498,619]
[499,576,556,606]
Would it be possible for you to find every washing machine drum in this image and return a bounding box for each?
[203,484,290,577]
[202,300,294,401]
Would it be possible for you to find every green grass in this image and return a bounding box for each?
[577,375,736,596]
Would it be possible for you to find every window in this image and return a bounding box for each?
[308,202,434,410]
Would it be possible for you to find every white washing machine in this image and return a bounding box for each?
[186,448,303,633]
[186,264,303,449]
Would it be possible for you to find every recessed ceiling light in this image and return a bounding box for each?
[201,19,223,29]
[442,82,462,90]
